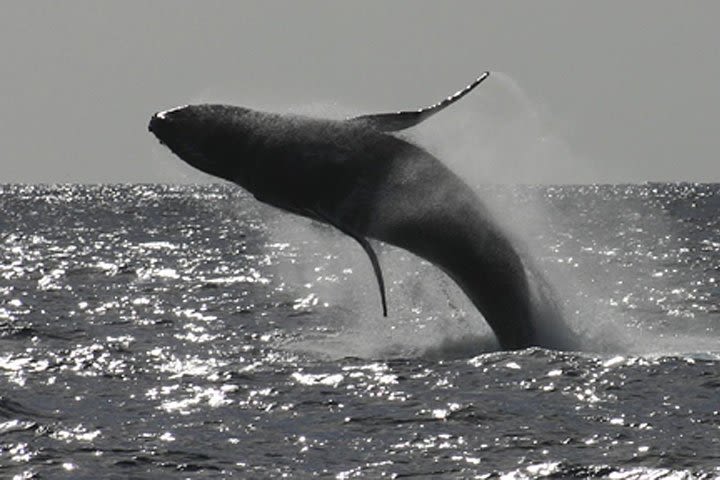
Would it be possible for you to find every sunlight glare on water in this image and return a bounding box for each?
[0,184,718,478]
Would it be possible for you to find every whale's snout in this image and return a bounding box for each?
[148,105,189,140]
[148,112,162,137]
[148,105,200,166]
[147,103,261,186]
[148,103,245,181]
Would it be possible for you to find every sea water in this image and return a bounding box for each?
[0,184,718,478]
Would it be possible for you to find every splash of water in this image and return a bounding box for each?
[175,80,717,359]
[250,83,601,358]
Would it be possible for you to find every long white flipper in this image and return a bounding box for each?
[347,72,490,132]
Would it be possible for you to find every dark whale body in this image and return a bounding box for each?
[149,73,576,350]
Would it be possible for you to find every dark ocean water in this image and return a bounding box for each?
[0,183,718,479]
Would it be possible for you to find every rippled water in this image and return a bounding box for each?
[1,184,719,479]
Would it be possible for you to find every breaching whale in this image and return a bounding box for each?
[148,72,576,350]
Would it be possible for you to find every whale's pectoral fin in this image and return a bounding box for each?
[349,234,388,318]
[308,208,388,317]
[346,71,490,132]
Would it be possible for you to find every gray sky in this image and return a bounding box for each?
[1,1,719,183]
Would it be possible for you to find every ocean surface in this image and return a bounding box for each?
[0,183,718,479]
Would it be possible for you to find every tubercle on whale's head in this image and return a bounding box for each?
[148,104,258,186]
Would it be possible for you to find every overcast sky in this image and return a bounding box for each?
[1,1,718,183]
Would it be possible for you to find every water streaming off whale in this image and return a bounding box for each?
[0,184,718,478]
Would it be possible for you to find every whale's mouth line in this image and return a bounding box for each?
[152,132,207,171]
[149,117,185,157]
[149,130,170,150]
[148,115,211,171]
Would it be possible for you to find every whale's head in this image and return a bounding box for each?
[149,104,258,184]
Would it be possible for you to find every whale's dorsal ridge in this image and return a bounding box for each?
[347,71,490,132]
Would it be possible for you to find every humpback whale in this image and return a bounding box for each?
[148,72,576,350]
